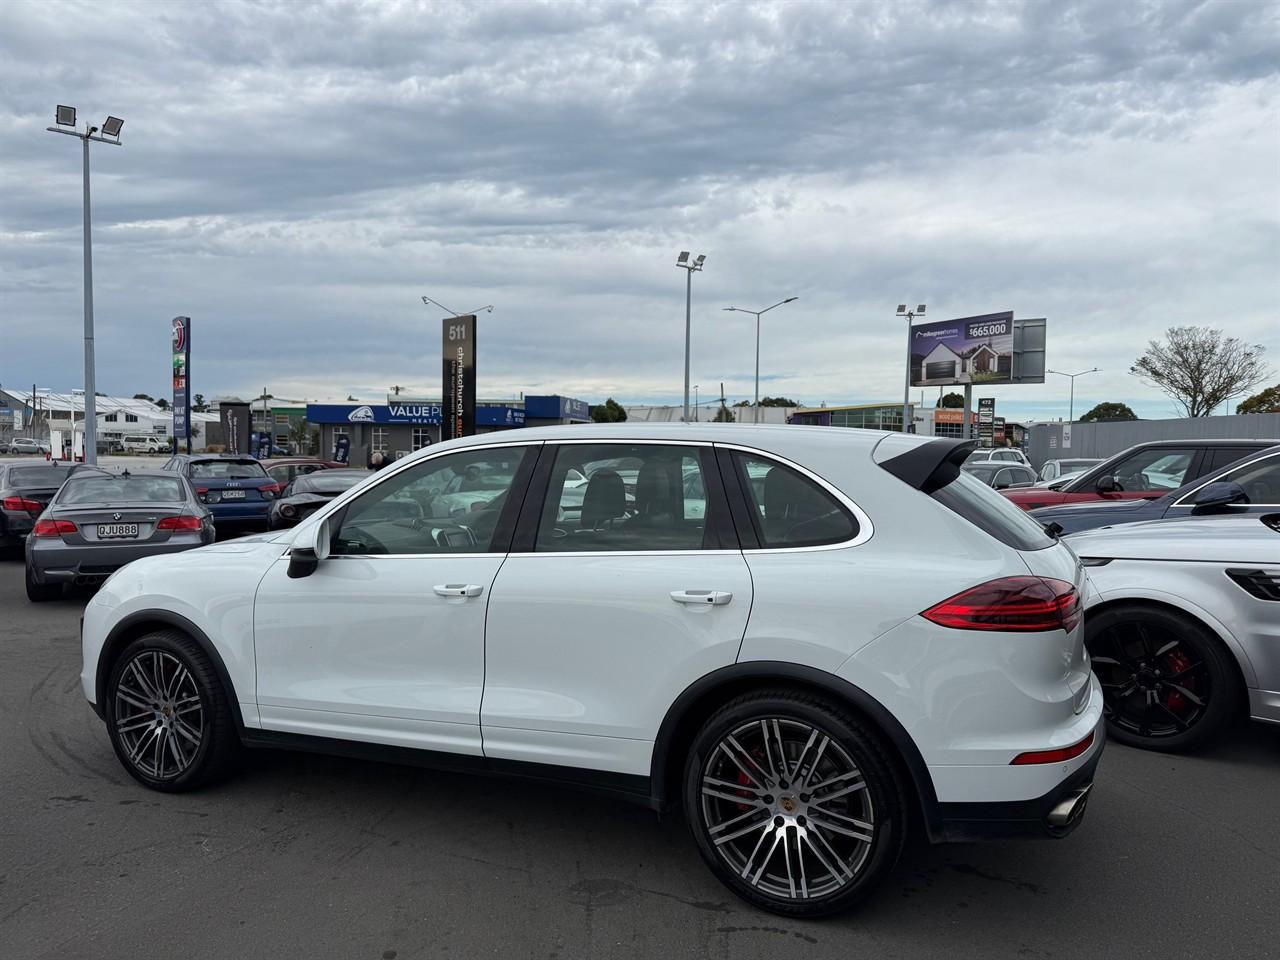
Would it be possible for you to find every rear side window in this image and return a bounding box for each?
[8,466,72,486]
[733,453,857,548]
[932,470,1055,551]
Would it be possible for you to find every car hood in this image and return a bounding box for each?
[1066,515,1280,563]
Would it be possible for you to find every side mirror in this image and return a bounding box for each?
[1096,475,1120,494]
[287,517,331,579]
[1191,480,1247,513]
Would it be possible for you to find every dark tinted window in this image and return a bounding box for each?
[332,448,530,555]
[189,459,268,480]
[8,465,72,487]
[536,444,710,552]
[295,471,366,495]
[1206,446,1263,474]
[1103,447,1197,493]
[1222,453,1280,504]
[60,476,186,504]
[932,470,1055,551]
[734,453,857,548]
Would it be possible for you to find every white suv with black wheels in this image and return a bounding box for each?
[81,424,1103,917]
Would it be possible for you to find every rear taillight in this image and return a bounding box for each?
[260,482,282,500]
[33,519,77,538]
[1010,731,1094,765]
[196,487,221,504]
[157,516,202,532]
[922,576,1081,633]
[2,496,42,512]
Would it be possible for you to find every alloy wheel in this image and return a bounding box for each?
[699,718,875,901]
[113,650,204,780]
[1091,619,1210,739]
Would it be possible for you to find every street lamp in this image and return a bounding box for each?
[896,304,926,433]
[676,252,706,421]
[421,296,494,318]
[46,105,124,464]
[723,297,798,423]
[1047,367,1100,423]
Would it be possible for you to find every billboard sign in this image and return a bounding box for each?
[171,316,192,453]
[306,403,442,425]
[442,315,477,441]
[219,402,251,456]
[911,311,1013,387]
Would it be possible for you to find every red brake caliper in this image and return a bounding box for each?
[1164,649,1194,711]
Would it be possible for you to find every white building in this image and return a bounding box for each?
[8,388,217,453]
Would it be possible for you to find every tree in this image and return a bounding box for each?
[732,400,751,408]
[193,393,207,412]
[713,404,735,423]
[760,396,799,407]
[590,398,627,423]
[938,392,964,409]
[1079,402,1137,423]
[1131,326,1269,417]
[288,418,315,454]
[154,397,169,411]
[132,393,154,402]
[1237,384,1280,415]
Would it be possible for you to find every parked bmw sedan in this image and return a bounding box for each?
[26,468,213,601]
[1071,513,1280,751]
[1,461,73,550]
[81,425,1102,917]
[268,469,369,529]
[1031,445,1280,536]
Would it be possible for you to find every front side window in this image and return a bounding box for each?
[1103,448,1196,492]
[535,444,710,552]
[733,453,857,548]
[331,447,531,556]
[1221,454,1280,504]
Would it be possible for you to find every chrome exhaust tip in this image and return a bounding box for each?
[1047,784,1092,828]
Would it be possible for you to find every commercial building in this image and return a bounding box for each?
[0,387,217,453]
[305,394,590,463]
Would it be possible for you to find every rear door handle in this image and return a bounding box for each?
[434,583,484,598]
[670,590,732,606]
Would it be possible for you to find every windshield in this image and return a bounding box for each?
[8,465,72,487]
[295,472,367,495]
[60,476,186,504]
[190,459,268,480]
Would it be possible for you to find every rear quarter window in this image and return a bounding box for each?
[932,470,1055,551]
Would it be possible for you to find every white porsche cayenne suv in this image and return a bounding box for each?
[81,424,1103,917]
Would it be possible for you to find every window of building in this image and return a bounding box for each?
[371,427,389,452]
[104,413,118,422]
[411,427,432,451]
[125,413,138,423]
[535,443,710,552]
[331,447,532,555]
[733,454,857,548]
[51,410,71,420]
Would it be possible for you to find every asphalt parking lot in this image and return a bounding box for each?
[1,557,1276,960]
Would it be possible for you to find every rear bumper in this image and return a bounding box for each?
[209,502,271,525]
[930,719,1105,842]
[30,539,204,583]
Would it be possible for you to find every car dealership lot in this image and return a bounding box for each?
[1,561,1276,960]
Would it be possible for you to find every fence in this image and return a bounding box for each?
[1026,413,1280,471]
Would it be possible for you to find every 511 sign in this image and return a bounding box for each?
[442,315,476,440]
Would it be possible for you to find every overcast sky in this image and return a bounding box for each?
[2,0,1277,421]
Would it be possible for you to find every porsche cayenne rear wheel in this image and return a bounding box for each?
[684,690,906,917]
[106,631,239,791]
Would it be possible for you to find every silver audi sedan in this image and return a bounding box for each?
[1070,513,1280,751]
[25,468,213,601]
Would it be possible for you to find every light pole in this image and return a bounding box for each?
[46,106,123,465]
[421,296,494,319]
[723,297,798,424]
[693,385,699,421]
[896,304,927,433]
[1047,367,1100,422]
[676,252,706,421]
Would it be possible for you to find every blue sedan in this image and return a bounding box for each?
[1031,444,1280,535]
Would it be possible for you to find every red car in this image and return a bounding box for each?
[1003,439,1276,511]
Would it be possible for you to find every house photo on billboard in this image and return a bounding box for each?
[911,311,1015,386]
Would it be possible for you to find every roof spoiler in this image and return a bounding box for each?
[879,438,978,494]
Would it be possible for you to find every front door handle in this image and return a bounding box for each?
[670,590,733,606]
[434,583,484,598]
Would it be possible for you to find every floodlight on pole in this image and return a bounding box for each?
[675,251,706,422]
[722,296,799,423]
[1047,367,1101,423]
[897,302,927,433]
[421,295,494,318]
[45,105,124,465]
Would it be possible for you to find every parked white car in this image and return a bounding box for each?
[965,448,1031,468]
[1070,513,1279,752]
[6,437,50,456]
[81,424,1102,916]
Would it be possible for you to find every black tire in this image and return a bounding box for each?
[105,630,239,792]
[1086,603,1241,752]
[25,563,61,602]
[683,689,906,918]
